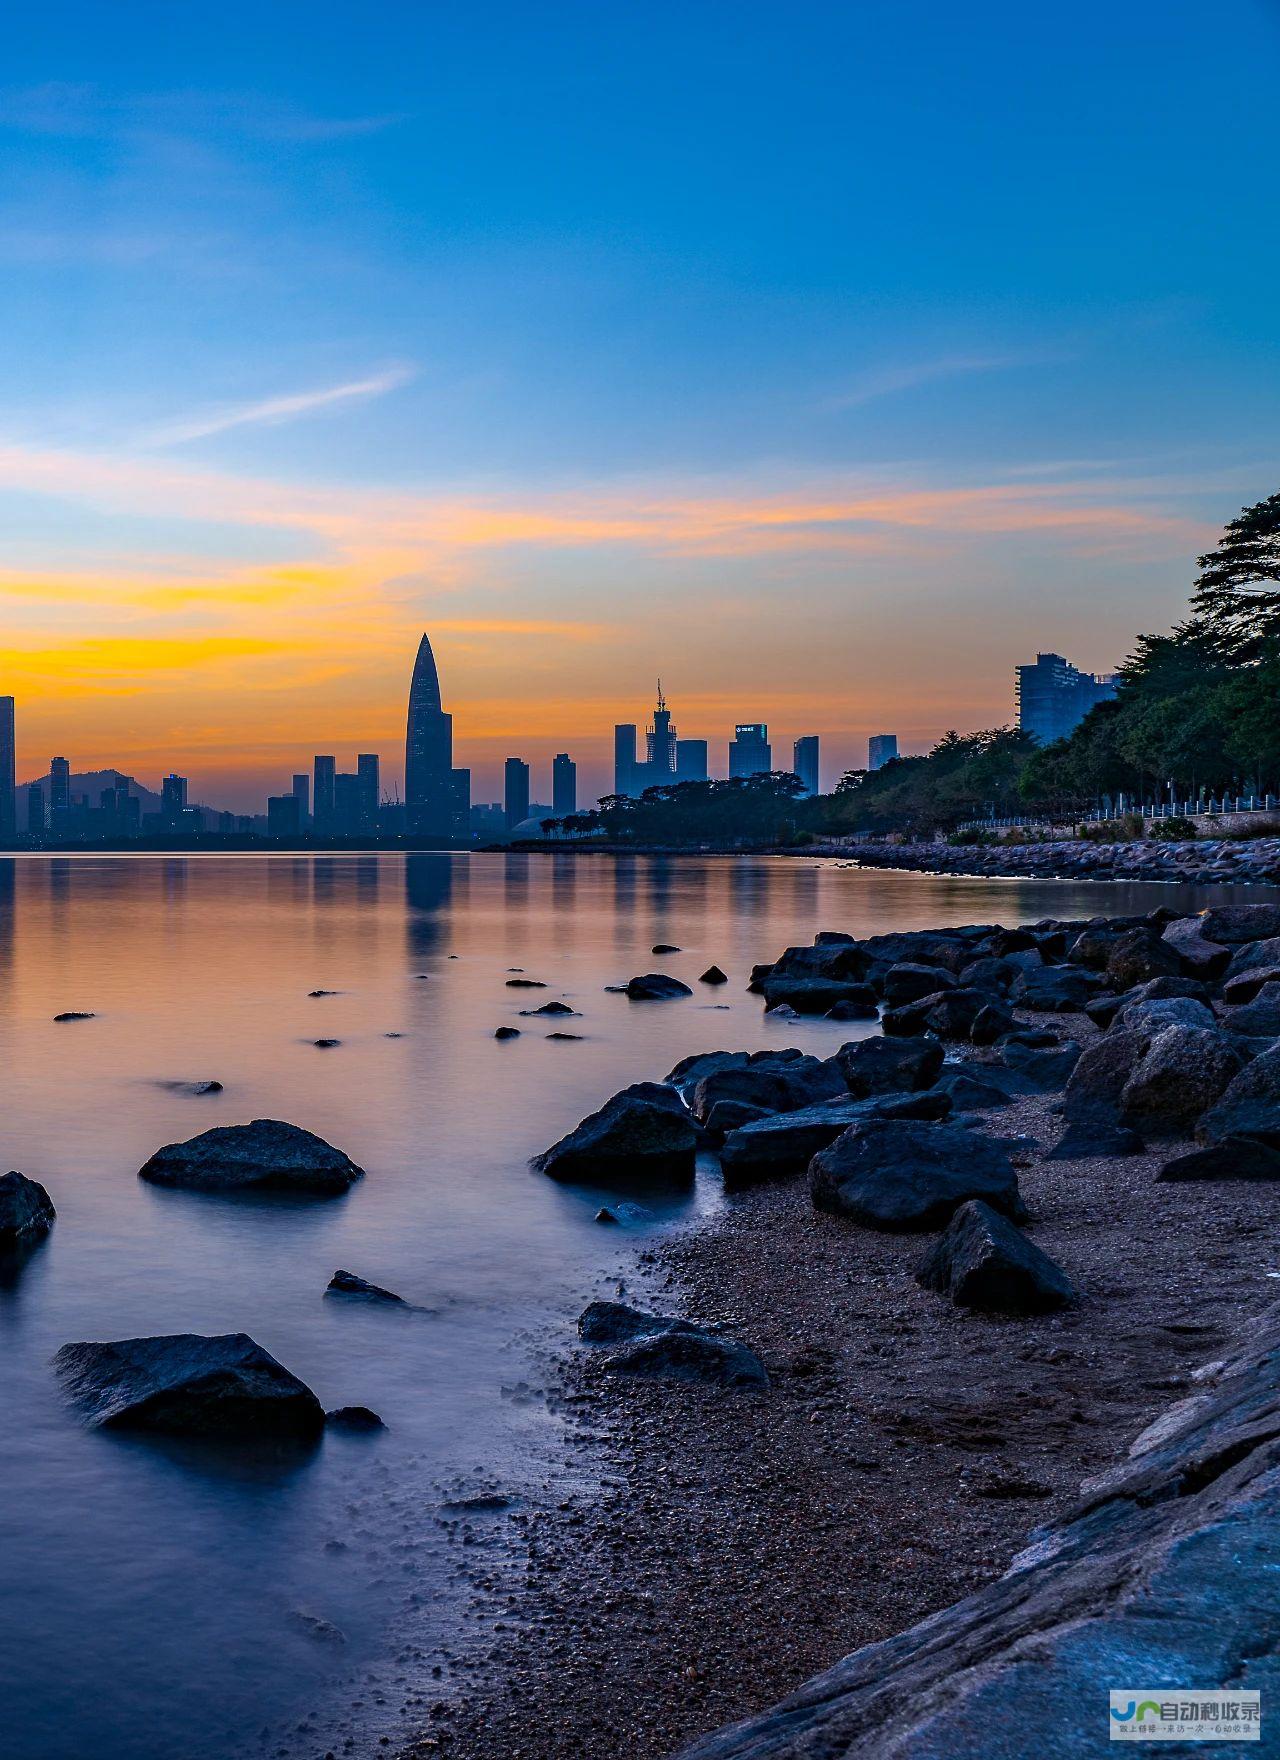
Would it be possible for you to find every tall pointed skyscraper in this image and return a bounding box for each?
[405,633,454,837]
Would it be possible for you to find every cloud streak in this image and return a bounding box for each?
[144,366,416,446]
[828,349,1063,410]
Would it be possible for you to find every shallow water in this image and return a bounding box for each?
[0,852,1270,1760]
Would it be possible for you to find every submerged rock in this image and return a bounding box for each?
[519,1000,578,1016]
[158,1080,224,1096]
[326,1268,406,1305]
[325,1405,385,1431]
[810,1119,1023,1231]
[138,1119,364,1197]
[505,978,546,988]
[577,1299,699,1345]
[600,1330,768,1389]
[720,1092,951,1189]
[53,1011,95,1022]
[624,973,693,1000]
[533,1093,697,1188]
[917,1200,1075,1315]
[699,964,729,984]
[652,942,681,954]
[54,1332,325,1438]
[0,1171,56,1245]
[493,1026,521,1040]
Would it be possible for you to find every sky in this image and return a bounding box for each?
[1,0,1278,810]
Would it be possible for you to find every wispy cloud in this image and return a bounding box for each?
[0,82,402,145]
[143,365,416,446]
[828,350,1062,411]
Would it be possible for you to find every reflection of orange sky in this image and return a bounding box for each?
[0,437,1215,806]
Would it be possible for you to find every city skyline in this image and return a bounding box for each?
[1,4,1275,809]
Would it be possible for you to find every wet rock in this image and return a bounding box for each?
[882,963,957,1006]
[54,1333,325,1438]
[1158,1139,1280,1181]
[1114,995,1216,1036]
[698,964,729,984]
[1104,928,1183,989]
[308,989,340,997]
[761,974,878,1014]
[825,995,879,1021]
[547,1031,583,1040]
[533,1093,697,1188]
[810,1119,1023,1230]
[703,1098,774,1138]
[325,1405,385,1431]
[505,977,546,988]
[493,1026,521,1040]
[1010,966,1099,1012]
[624,973,693,1001]
[0,1171,56,1245]
[1161,916,1232,979]
[1223,965,1280,1005]
[969,1002,1017,1046]
[312,1038,341,1048]
[1119,1026,1244,1136]
[577,1299,700,1344]
[651,942,681,954]
[665,1050,752,1096]
[600,1330,768,1388]
[691,1055,845,1125]
[1062,1028,1153,1123]
[594,1207,620,1224]
[1198,1045,1280,1147]
[997,1040,1080,1090]
[138,1119,364,1196]
[1199,903,1280,943]
[933,1069,1015,1112]
[837,1035,943,1098]
[326,1268,406,1305]
[53,1011,94,1022]
[719,1091,952,1189]
[1044,1117,1145,1160]
[518,1000,578,1016]
[917,1199,1075,1314]
[159,1079,224,1095]
[1223,984,1280,1038]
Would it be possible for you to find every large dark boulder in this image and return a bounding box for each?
[54,1333,325,1438]
[1119,1026,1244,1136]
[1224,935,1280,981]
[836,1036,943,1097]
[916,1200,1075,1314]
[857,931,970,973]
[665,1050,751,1098]
[1010,965,1099,1013]
[1045,1118,1145,1160]
[720,1091,951,1190]
[1161,915,1232,979]
[1158,1139,1280,1181]
[326,1269,407,1305]
[1223,965,1280,1005]
[600,1330,768,1388]
[809,1119,1023,1230]
[1104,928,1183,990]
[1061,1028,1153,1123]
[577,1300,699,1344]
[1115,995,1217,1036]
[672,1309,1280,1760]
[0,1171,56,1245]
[138,1119,364,1196]
[761,973,877,1014]
[997,1040,1081,1090]
[703,1098,773,1137]
[1199,903,1280,944]
[883,989,988,1039]
[1223,983,1280,1038]
[1198,1046,1280,1148]
[690,1056,844,1125]
[969,1001,1016,1045]
[882,963,957,1006]
[624,973,692,1000]
[534,1093,697,1187]
[933,1069,1015,1112]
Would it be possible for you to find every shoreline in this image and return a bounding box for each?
[402,901,1280,1759]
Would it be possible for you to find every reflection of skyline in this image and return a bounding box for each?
[404,853,456,961]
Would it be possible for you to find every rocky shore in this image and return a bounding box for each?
[406,903,1280,1760]
[831,833,1280,886]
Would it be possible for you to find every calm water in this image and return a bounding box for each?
[0,852,1271,1760]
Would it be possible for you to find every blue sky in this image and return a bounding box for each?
[1,0,1277,804]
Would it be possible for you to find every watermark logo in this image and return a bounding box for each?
[1109,1691,1260,1741]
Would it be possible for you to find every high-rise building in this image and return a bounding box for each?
[450,767,471,841]
[313,755,336,832]
[613,724,637,798]
[333,773,362,835]
[504,757,530,829]
[161,773,188,823]
[405,633,454,837]
[357,753,380,833]
[267,794,302,837]
[646,684,676,777]
[793,735,820,797]
[868,734,899,771]
[50,756,70,820]
[291,773,310,825]
[729,723,771,779]
[27,782,44,835]
[675,739,708,784]
[1015,653,1118,746]
[552,753,577,816]
[0,697,14,840]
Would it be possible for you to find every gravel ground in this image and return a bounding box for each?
[400,1041,1278,1760]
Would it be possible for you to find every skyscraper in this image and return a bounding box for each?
[729,724,771,778]
[267,794,302,837]
[405,633,454,837]
[614,723,637,797]
[552,753,577,816]
[868,734,899,771]
[450,767,471,840]
[333,772,361,834]
[504,758,530,829]
[357,753,380,832]
[1015,652,1117,745]
[50,756,70,819]
[291,772,310,824]
[675,739,708,783]
[0,697,14,840]
[646,684,676,777]
[27,783,44,835]
[161,773,188,823]
[313,755,336,832]
[793,735,820,796]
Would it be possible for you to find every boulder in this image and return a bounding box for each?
[857,931,969,972]
[1010,966,1099,1013]
[957,956,1019,994]
[505,977,546,988]
[54,1333,325,1438]
[651,942,680,954]
[836,1036,944,1098]
[0,1170,56,1246]
[1114,995,1217,1037]
[326,1406,385,1431]
[825,995,879,1021]
[917,1200,1075,1314]
[53,1010,95,1022]
[698,964,729,985]
[533,1093,697,1187]
[933,1069,1015,1112]
[1062,1029,1153,1123]
[1224,935,1280,980]
[494,1026,520,1040]
[1158,1139,1280,1181]
[882,963,958,1006]
[1223,983,1280,1038]
[665,1050,751,1098]
[1104,929,1183,990]
[883,989,988,1039]
[1161,916,1232,978]
[1198,1046,1280,1148]
[969,1002,1016,1046]
[720,1091,951,1189]
[138,1119,364,1196]
[809,1120,1023,1231]
[600,1330,768,1388]
[1044,1118,1145,1160]
[577,1299,699,1344]
[691,1056,844,1124]
[703,1098,773,1137]
[519,1000,577,1016]
[672,1308,1280,1760]
[997,1040,1081,1090]
[326,1269,406,1305]
[1199,903,1280,944]
[624,973,692,1000]
[1118,1026,1244,1136]
[761,974,878,1014]
[1223,965,1280,1006]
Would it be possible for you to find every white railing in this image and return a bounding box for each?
[954,796,1279,834]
